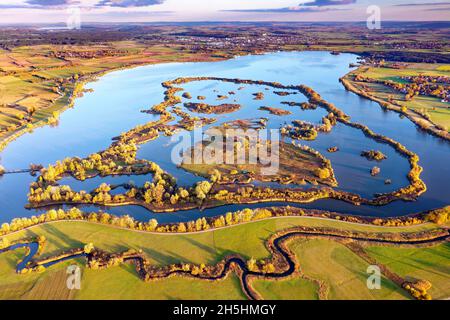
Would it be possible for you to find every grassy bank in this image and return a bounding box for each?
[0,216,447,299]
[366,243,450,300]
[0,42,228,151]
[288,238,406,300]
[344,63,450,134]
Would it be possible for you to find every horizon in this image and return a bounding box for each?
[1,20,450,25]
[0,0,449,24]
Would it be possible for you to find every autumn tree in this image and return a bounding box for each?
[194,181,212,200]
[247,257,257,272]
[0,237,10,249]
[1,223,10,234]
[177,223,187,233]
[148,219,158,231]
[84,243,95,254]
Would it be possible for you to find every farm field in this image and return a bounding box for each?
[346,63,450,131]
[0,216,448,300]
[366,244,450,300]
[251,277,319,300]
[288,238,406,300]
[0,42,227,148]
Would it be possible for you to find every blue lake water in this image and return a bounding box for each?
[0,51,449,223]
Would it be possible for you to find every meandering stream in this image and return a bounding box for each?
[3,228,447,299]
[0,51,449,223]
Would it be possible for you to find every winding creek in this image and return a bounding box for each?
[0,242,85,272]
[0,51,449,223]
[2,228,448,299]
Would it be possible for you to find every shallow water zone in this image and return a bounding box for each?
[0,51,449,222]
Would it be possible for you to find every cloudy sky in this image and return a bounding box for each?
[0,0,449,24]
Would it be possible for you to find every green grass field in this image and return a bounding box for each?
[355,64,450,130]
[4,218,438,265]
[251,277,319,300]
[0,253,246,300]
[0,217,447,299]
[366,243,450,300]
[289,238,407,300]
[76,265,246,300]
[181,141,336,186]
[0,43,220,143]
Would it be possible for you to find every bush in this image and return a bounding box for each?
[0,237,10,249]
[425,206,450,224]
[84,243,95,254]
[315,168,331,180]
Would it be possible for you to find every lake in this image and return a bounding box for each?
[0,51,449,223]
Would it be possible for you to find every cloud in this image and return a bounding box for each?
[0,0,164,9]
[96,0,164,7]
[98,10,172,15]
[393,1,450,6]
[222,5,352,13]
[25,0,73,5]
[0,4,29,8]
[222,7,328,13]
[425,6,450,10]
[302,0,356,6]
[0,0,78,9]
[222,0,356,13]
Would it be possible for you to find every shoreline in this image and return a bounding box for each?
[26,75,428,216]
[1,213,439,239]
[340,68,450,142]
[2,49,448,156]
[2,205,448,238]
[0,54,234,155]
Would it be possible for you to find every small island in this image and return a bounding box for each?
[184,102,241,114]
[253,92,265,100]
[361,150,387,161]
[258,106,292,116]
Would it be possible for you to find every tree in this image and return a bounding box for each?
[148,219,158,231]
[152,183,165,203]
[177,223,187,233]
[413,279,432,292]
[99,212,111,224]
[144,189,153,203]
[213,216,225,228]
[425,206,449,225]
[96,183,111,193]
[241,208,254,222]
[84,243,94,254]
[36,265,46,273]
[47,209,58,221]
[37,235,46,243]
[1,223,10,234]
[178,188,189,199]
[210,169,221,183]
[0,237,10,249]
[315,168,331,180]
[225,212,233,226]
[201,217,209,230]
[195,218,203,231]
[247,257,257,272]
[194,181,212,200]
[262,263,275,273]
[170,194,179,205]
